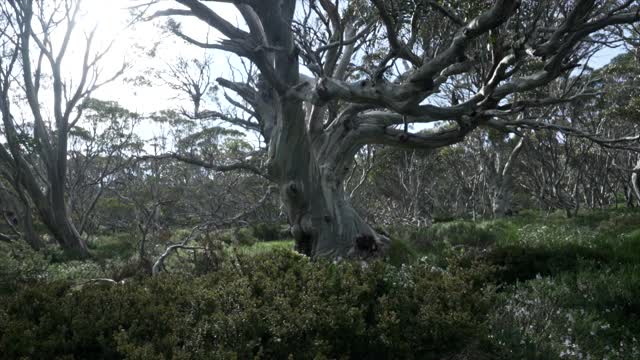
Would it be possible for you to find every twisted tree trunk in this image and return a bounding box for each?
[270,99,388,259]
[36,194,89,257]
[280,162,388,259]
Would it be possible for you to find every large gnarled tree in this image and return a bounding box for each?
[148,0,640,259]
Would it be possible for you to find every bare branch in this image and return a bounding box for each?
[136,152,269,179]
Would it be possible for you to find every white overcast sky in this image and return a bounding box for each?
[65,0,242,144]
[75,1,238,112]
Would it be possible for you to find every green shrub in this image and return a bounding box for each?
[596,211,640,236]
[482,220,519,244]
[216,227,258,247]
[0,250,495,359]
[484,244,608,283]
[611,229,640,263]
[2,210,638,359]
[385,238,418,266]
[396,220,499,252]
[88,233,136,261]
[250,222,288,241]
[169,228,195,243]
[215,229,235,244]
[0,242,49,294]
[238,240,293,256]
[234,227,257,246]
[488,264,640,359]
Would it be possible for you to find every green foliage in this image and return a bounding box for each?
[88,233,137,261]
[250,222,289,242]
[489,263,640,359]
[234,227,257,246]
[419,221,495,248]
[385,238,418,267]
[177,126,245,153]
[0,242,49,294]
[394,219,518,253]
[2,209,639,359]
[215,227,259,247]
[238,240,293,256]
[0,250,494,359]
[0,242,113,293]
[482,210,640,283]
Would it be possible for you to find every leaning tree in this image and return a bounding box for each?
[0,0,125,257]
[148,0,640,259]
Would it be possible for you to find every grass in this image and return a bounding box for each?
[87,233,137,261]
[237,239,294,255]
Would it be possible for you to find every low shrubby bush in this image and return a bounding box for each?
[481,212,640,283]
[484,243,609,283]
[250,222,289,241]
[87,233,137,261]
[2,209,639,359]
[215,227,258,247]
[0,242,49,294]
[0,250,496,359]
[234,227,257,246]
[237,239,293,256]
[385,238,419,266]
[393,219,518,255]
[489,263,640,359]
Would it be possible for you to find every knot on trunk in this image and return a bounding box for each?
[282,180,308,211]
[284,180,304,200]
[355,234,377,252]
[287,182,299,195]
[292,223,313,256]
[292,213,314,257]
[314,78,331,103]
[350,232,391,260]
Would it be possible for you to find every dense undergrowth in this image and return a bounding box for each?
[1,209,639,359]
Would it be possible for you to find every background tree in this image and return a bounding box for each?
[67,99,142,237]
[0,0,125,257]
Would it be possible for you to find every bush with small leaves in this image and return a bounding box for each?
[250,222,288,242]
[234,227,257,246]
[0,242,49,294]
[0,249,496,359]
[488,263,640,359]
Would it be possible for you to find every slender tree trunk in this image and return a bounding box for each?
[625,185,635,208]
[21,202,43,251]
[50,215,89,257]
[0,179,43,250]
[12,184,44,250]
[47,158,90,256]
[492,137,524,217]
[492,182,510,217]
[632,160,640,206]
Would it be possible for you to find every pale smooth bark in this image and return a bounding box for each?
[492,136,525,217]
[632,159,640,206]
